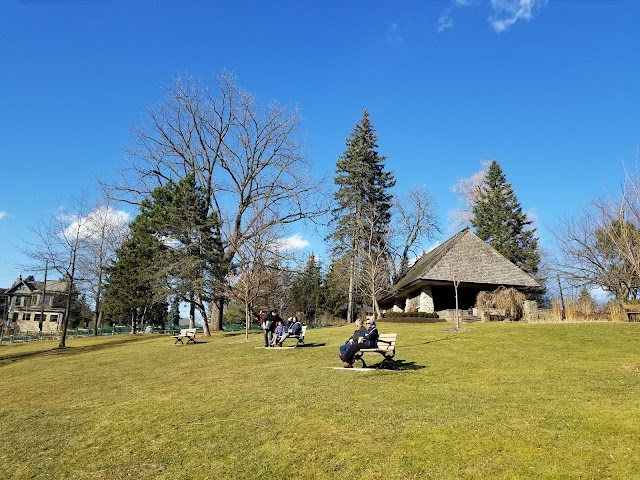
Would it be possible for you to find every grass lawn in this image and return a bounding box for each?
[1,321,639,479]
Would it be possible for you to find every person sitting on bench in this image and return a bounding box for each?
[342,318,379,368]
[271,320,285,347]
[277,316,301,346]
[339,318,366,361]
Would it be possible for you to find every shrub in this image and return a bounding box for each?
[476,286,525,320]
[383,311,440,318]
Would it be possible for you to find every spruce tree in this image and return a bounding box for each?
[290,254,323,322]
[329,110,395,320]
[470,160,540,276]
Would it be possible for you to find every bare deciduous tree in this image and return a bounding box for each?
[550,159,640,302]
[390,185,440,281]
[21,192,93,348]
[76,193,129,335]
[108,71,327,332]
[450,160,490,229]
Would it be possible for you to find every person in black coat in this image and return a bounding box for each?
[263,309,280,347]
[342,318,379,368]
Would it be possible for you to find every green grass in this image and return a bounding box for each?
[1,322,639,479]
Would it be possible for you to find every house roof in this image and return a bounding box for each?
[389,228,539,294]
[5,279,68,295]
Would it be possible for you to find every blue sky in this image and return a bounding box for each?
[1,0,638,287]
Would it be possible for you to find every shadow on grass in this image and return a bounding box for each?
[293,342,326,348]
[362,359,427,371]
[221,331,258,338]
[401,335,463,349]
[0,335,152,366]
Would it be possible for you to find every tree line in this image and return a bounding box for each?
[25,69,639,347]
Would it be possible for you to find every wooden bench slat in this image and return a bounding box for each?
[353,333,398,368]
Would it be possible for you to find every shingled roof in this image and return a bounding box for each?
[390,228,539,293]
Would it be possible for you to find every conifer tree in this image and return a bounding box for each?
[290,254,322,322]
[103,214,164,332]
[329,110,395,321]
[470,160,540,276]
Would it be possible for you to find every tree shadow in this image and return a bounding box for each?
[221,331,256,338]
[401,336,462,349]
[0,336,152,366]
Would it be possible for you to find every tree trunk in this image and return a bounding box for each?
[211,297,224,331]
[347,252,355,323]
[58,279,74,348]
[131,309,137,334]
[189,294,196,329]
[245,304,250,340]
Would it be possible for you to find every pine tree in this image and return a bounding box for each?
[290,254,323,322]
[103,214,164,332]
[140,174,224,334]
[471,160,540,276]
[329,110,395,320]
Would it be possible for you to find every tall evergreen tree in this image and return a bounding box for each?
[470,160,540,276]
[329,110,395,321]
[103,213,165,332]
[140,174,224,334]
[290,254,322,322]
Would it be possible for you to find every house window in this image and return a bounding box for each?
[14,297,23,307]
[34,314,41,322]
[50,314,58,322]
[24,313,31,321]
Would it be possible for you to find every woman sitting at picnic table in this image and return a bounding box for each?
[341,318,379,368]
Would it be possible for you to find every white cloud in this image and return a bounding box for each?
[385,22,403,46]
[61,206,131,241]
[490,0,549,33]
[437,10,455,33]
[437,0,548,33]
[0,211,6,220]
[276,233,310,251]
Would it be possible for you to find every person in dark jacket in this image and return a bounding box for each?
[277,316,301,346]
[342,318,379,368]
[263,309,280,347]
[338,319,366,360]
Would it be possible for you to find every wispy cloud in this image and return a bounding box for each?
[277,233,310,251]
[0,211,6,220]
[490,0,549,33]
[437,0,548,33]
[385,22,403,47]
[438,0,479,32]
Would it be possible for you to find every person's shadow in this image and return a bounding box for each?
[366,359,426,371]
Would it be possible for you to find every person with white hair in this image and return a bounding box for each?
[339,318,366,360]
[342,317,379,368]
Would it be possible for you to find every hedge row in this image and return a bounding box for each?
[381,316,446,324]
[383,311,440,318]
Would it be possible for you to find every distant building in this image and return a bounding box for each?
[0,288,8,328]
[379,228,539,314]
[3,274,69,334]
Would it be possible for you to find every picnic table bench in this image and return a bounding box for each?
[353,333,397,369]
[171,328,197,344]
